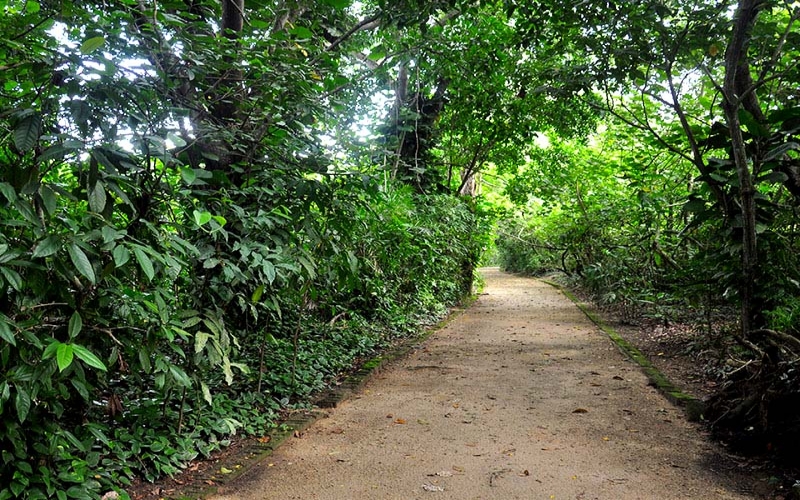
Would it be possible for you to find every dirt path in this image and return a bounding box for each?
[209,268,758,500]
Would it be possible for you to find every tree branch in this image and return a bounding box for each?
[325,13,382,52]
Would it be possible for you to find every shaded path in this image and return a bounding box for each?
[210,268,755,499]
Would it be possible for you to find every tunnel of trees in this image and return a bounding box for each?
[1,0,799,497]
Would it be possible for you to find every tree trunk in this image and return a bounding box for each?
[722,0,763,338]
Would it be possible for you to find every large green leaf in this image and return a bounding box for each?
[32,235,61,258]
[38,184,58,215]
[68,311,82,339]
[193,210,212,226]
[0,267,22,291]
[133,246,155,281]
[113,245,130,268]
[13,111,41,153]
[42,340,60,360]
[195,331,210,354]
[72,344,107,371]
[15,387,31,423]
[88,181,107,213]
[80,36,105,54]
[0,314,15,346]
[56,343,74,372]
[67,243,96,284]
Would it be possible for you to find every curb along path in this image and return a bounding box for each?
[208,268,756,500]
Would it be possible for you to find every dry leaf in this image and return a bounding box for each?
[612,375,625,381]
[428,471,453,477]
[422,484,445,492]
[395,418,407,424]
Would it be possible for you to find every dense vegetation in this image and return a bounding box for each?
[2,0,799,497]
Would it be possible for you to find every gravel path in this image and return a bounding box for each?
[209,268,758,500]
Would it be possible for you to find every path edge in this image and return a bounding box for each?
[168,295,478,500]
[541,279,707,422]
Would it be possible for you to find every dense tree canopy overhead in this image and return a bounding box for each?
[2,0,800,497]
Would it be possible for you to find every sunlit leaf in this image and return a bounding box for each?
[80,36,105,54]
[193,210,212,226]
[56,343,74,372]
[195,331,210,353]
[201,381,212,405]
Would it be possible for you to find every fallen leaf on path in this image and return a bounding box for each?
[572,408,589,414]
[452,466,465,473]
[602,436,610,441]
[219,467,233,474]
[395,418,407,424]
[520,470,530,476]
[258,436,271,443]
[422,484,445,492]
[428,471,453,477]
[489,468,513,487]
[612,375,625,381]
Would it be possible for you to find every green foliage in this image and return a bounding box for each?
[0,1,494,497]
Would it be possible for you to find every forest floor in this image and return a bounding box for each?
[173,267,770,500]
